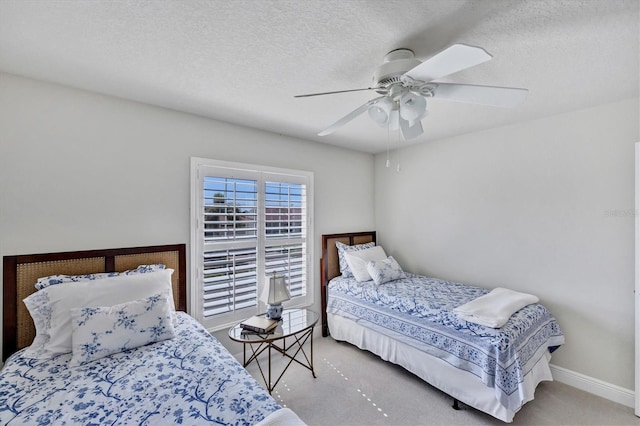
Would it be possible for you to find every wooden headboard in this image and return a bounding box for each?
[320,231,376,337]
[2,244,186,361]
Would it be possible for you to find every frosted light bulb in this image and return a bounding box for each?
[400,93,427,126]
[368,106,388,125]
[367,97,393,127]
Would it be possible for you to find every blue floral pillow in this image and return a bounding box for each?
[35,264,166,290]
[366,256,406,285]
[69,293,175,366]
[336,241,375,277]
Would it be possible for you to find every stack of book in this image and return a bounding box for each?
[240,316,278,335]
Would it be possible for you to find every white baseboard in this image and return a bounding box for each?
[550,363,635,408]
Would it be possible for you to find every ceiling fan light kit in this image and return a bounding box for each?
[295,43,528,141]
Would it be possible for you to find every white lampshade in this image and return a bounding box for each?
[367,97,393,126]
[399,92,427,126]
[261,274,291,305]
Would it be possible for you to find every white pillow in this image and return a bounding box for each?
[336,241,375,277]
[366,256,406,285]
[69,293,175,366]
[344,246,387,282]
[23,269,175,357]
[35,264,166,290]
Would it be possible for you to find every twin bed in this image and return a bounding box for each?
[1,244,304,425]
[321,231,564,423]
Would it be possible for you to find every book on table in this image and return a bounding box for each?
[241,328,275,336]
[240,316,278,333]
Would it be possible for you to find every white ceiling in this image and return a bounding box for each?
[0,0,638,154]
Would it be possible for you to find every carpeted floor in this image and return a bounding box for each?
[241,335,639,426]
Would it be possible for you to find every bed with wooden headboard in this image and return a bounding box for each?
[2,244,187,361]
[320,231,564,423]
[320,231,376,336]
[0,243,305,425]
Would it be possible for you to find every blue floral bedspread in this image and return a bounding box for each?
[0,312,281,425]
[327,274,564,411]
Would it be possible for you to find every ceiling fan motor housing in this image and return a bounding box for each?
[373,48,422,87]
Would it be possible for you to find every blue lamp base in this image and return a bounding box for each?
[265,303,283,320]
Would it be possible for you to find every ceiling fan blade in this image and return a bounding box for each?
[295,87,387,98]
[318,96,385,136]
[403,44,492,83]
[431,83,528,107]
[399,117,424,140]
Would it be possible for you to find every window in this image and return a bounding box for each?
[190,158,313,331]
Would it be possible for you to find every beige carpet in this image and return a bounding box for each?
[242,335,639,426]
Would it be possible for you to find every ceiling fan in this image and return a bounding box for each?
[295,44,528,140]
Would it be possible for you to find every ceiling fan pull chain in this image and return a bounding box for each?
[386,125,391,168]
[396,128,402,172]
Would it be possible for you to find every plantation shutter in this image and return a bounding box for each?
[191,158,314,331]
[202,176,258,318]
[264,177,307,298]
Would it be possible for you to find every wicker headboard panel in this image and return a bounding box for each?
[320,231,376,337]
[3,244,186,361]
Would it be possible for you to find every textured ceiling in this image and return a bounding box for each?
[0,0,638,154]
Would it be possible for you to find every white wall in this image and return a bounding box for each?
[0,72,375,356]
[3,69,638,397]
[375,97,640,391]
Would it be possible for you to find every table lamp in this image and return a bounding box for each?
[262,273,291,320]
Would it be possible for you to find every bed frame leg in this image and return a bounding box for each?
[452,398,461,410]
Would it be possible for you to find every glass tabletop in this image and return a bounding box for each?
[228,308,319,343]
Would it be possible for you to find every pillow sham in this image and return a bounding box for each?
[344,245,387,282]
[336,241,375,277]
[69,293,175,366]
[23,269,175,358]
[35,264,166,290]
[366,256,406,285]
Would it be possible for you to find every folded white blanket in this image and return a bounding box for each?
[453,287,539,328]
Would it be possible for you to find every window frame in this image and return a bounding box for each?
[190,157,314,332]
